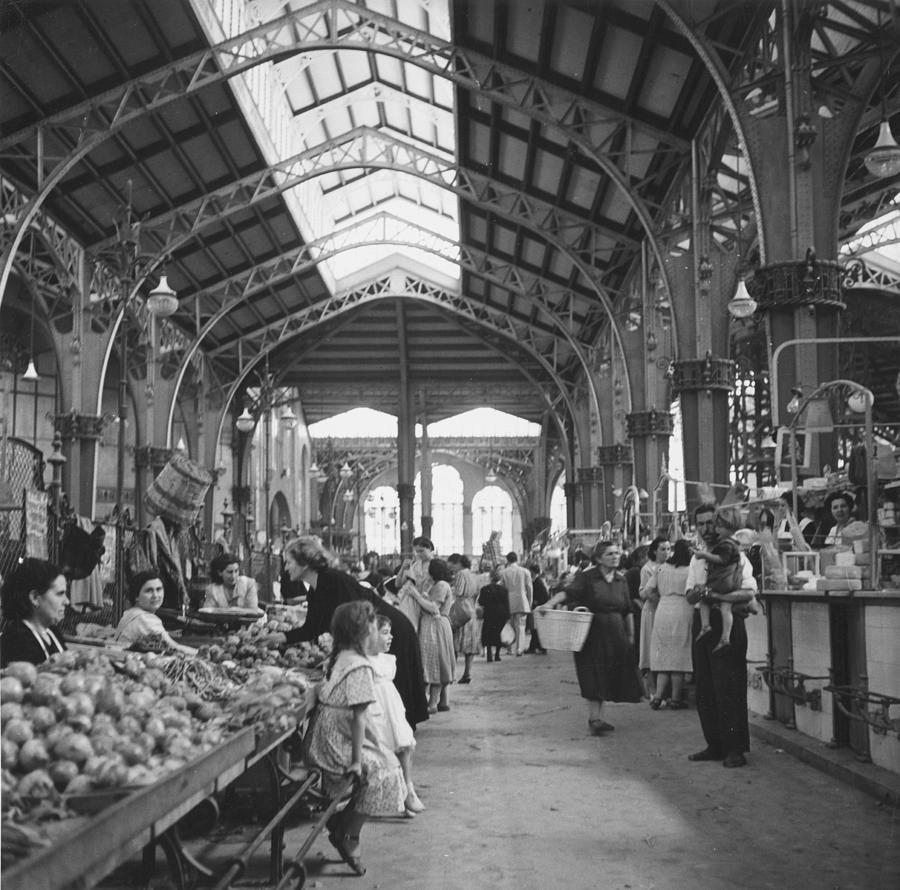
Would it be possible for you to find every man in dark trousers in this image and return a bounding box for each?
[685,503,758,768]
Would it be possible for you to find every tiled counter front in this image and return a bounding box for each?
[746,603,770,718]
[865,603,900,775]
[790,601,833,743]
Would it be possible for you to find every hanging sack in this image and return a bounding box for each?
[449,595,475,631]
[500,620,516,647]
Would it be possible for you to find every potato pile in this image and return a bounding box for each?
[1,651,230,816]
[0,646,311,821]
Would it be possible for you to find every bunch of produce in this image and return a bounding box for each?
[222,666,313,735]
[74,623,116,642]
[196,624,330,672]
[0,650,231,819]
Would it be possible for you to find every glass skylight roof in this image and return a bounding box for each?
[251,0,460,291]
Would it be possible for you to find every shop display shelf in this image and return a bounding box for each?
[3,727,257,890]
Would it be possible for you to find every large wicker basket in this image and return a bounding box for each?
[533,606,593,652]
[145,452,215,526]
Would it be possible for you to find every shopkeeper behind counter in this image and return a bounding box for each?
[821,491,856,547]
[0,558,69,668]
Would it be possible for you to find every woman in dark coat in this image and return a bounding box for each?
[1,558,69,667]
[267,536,429,729]
[477,568,510,662]
[541,541,641,735]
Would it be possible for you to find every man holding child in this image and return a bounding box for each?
[685,503,758,769]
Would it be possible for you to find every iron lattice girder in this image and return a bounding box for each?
[88,125,628,287]
[0,0,678,308]
[298,380,539,407]
[216,274,566,389]
[311,437,538,487]
[108,127,627,351]
[178,220,603,416]
[208,273,581,431]
[188,213,591,358]
[0,175,82,318]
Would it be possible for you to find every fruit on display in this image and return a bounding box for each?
[0,646,310,823]
[196,625,330,671]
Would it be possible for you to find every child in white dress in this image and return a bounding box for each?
[368,615,426,814]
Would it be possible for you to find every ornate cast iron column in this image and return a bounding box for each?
[596,443,634,530]
[672,353,736,505]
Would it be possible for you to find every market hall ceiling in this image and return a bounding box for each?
[0,0,898,428]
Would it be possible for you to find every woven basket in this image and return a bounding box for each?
[144,452,215,526]
[533,606,593,652]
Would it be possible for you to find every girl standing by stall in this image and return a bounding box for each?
[305,600,407,876]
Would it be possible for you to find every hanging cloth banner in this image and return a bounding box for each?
[25,490,49,559]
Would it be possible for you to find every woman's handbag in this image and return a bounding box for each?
[500,620,516,647]
[449,595,475,631]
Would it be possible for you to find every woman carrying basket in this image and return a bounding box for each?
[540,541,642,736]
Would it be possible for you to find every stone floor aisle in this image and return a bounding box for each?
[289,650,900,890]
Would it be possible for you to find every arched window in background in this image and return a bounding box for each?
[364,485,400,559]
[472,485,514,555]
[414,465,464,554]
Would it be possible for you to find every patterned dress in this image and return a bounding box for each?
[418,579,456,684]
[396,557,432,630]
[305,651,406,815]
[453,569,483,656]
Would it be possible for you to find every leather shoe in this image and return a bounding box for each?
[723,753,747,768]
[687,748,721,762]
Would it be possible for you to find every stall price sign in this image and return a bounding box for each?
[25,490,49,558]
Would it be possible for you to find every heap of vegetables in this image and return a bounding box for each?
[196,623,330,671]
[0,645,312,822]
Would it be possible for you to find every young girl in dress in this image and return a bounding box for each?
[305,600,407,876]
[367,615,426,814]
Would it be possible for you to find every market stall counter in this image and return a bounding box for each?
[3,726,256,890]
[1,622,334,890]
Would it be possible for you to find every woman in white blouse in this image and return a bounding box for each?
[203,553,259,610]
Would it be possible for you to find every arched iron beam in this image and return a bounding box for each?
[269,319,572,464]
[205,275,578,467]
[163,222,602,421]
[89,128,633,396]
[171,238,590,429]
[0,0,674,319]
[656,0,770,268]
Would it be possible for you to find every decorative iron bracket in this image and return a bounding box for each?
[55,411,107,441]
[576,466,604,485]
[626,410,674,439]
[596,444,632,465]
[748,256,845,311]
[671,351,735,393]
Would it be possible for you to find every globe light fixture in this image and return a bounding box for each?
[146,274,178,317]
[236,406,255,433]
[727,278,758,318]
[846,389,872,414]
[864,120,900,178]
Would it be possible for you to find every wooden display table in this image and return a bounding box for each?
[3,727,259,890]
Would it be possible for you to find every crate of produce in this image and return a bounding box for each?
[533,606,593,652]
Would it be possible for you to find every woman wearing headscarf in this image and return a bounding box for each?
[266,536,430,729]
